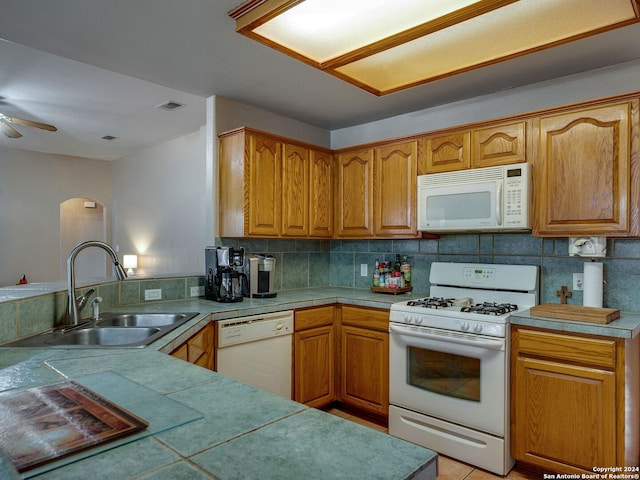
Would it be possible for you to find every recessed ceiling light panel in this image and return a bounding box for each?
[231,0,640,95]
[253,0,483,64]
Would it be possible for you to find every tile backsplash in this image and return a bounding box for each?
[0,276,204,344]
[3,234,639,344]
[221,234,640,312]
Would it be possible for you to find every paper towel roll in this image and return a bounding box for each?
[583,262,603,308]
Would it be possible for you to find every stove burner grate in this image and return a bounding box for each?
[407,297,455,309]
[460,302,518,316]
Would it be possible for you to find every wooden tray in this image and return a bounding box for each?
[529,304,620,324]
[371,286,413,295]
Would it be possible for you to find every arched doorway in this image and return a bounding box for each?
[59,198,107,281]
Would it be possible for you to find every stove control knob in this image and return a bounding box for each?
[473,324,483,333]
[460,322,470,331]
[414,316,423,325]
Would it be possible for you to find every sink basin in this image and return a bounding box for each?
[96,312,191,328]
[47,327,161,346]
[1,311,200,348]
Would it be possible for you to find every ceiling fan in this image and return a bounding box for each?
[0,112,57,138]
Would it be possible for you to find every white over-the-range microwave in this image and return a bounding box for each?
[417,163,531,232]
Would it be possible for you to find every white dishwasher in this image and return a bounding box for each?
[215,310,293,399]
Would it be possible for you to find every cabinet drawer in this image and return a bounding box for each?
[340,305,389,331]
[515,328,616,369]
[295,305,335,330]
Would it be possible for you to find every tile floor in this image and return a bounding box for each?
[324,407,540,480]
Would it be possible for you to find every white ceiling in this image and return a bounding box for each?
[1,0,640,160]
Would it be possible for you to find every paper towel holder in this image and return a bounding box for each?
[568,236,606,257]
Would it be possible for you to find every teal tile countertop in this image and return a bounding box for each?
[511,308,640,338]
[0,287,437,480]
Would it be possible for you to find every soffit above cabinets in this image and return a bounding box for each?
[230,0,640,96]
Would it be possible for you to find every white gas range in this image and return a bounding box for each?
[388,262,539,476]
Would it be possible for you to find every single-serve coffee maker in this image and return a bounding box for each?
[205,246,248,303]
[243,253,277,298]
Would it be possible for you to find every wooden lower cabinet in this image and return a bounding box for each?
[294,305,336,408]
[339,305,389,420]
[170,322,215,370]
[293,304,390,420]
[511,326,639,473]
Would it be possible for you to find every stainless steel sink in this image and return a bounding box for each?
[47,327,162,347]
[1,311,199,348]
[96,312,191,328]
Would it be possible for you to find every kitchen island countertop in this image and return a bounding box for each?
[0,287,437,480]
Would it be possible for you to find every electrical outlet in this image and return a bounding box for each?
[573,273,584,291]
[190,286,204,297]
[360,264,368,277]
[144,289,162,301]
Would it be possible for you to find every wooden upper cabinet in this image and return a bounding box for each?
[533,100,638,237]
[335,148,374,237]
[281,143,309,237]
[248,133,281,236]
[424,131,470,173]
[219,127,333,238]
[309,150,333,238]
[219,130,246,237]
[218,128,281,237]
[472,121,526,168]
[374,140,418,237]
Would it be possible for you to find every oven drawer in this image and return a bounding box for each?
[513,327,616,369]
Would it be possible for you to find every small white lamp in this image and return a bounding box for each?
[122,255,138,276]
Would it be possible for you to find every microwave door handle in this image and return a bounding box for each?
[496,181,502,225]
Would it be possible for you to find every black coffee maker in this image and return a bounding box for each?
[205,246,248,303]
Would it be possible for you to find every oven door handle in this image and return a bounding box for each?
[389,323,505,350]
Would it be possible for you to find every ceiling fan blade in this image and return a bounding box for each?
[4,115,57,132]
[0,120,22,138]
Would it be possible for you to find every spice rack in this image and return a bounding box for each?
[371,286,413,295]
[371,255,412,294]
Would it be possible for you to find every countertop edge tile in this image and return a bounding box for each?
[511,308,640,338]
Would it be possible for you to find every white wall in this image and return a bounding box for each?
[214,96,331,147]
[111,128,207,276]
[331,59,640,148]
[109,96,329,280]
[0,146,112,286]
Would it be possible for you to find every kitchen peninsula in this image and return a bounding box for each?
[0,286,437,480]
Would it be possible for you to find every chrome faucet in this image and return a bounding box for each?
[67,241,127,326]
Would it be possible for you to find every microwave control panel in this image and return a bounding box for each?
[503,166,529,227]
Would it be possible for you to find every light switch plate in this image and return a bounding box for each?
[360,264,368,277]
[190,286,204,297]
